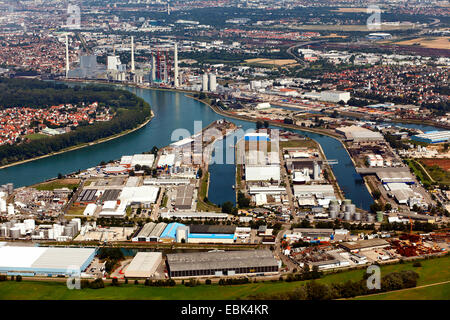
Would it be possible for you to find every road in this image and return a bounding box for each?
[286,40,324,68]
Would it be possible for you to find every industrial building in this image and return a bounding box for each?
[187,225,236,244]
[124,252,162,278]
[336,126,384,142]
[0,246,96,277]
[376,170,415,184]
[411,131,450,144]
[339,239,390,253]
[120,154,155,168]
[166,250,279,278]
[132,222,167,242]
[290,228,334,243]
[160,211,229,221]
[293,184,335,198]
[174,185,194,210]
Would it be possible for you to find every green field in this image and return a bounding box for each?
[33,178,80,191]
[23,133,47,141]
[0,255,448,300]
[354,282,450,300]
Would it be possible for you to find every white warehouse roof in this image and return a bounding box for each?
[124,252,162,278]
[0,246,96,275]
[245,165,280,181]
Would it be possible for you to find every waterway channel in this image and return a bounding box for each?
[0,87,441,211]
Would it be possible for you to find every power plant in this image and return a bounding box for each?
[65,36,186,88]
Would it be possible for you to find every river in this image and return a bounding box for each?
[2,87,438,211]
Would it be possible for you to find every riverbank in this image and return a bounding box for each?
[189,95,363,208]
[330,109,450,130]
[0,110,154,171]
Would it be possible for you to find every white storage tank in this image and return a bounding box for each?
[7,204,14,216]
[344,211,352,221]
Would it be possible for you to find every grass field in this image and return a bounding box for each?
[394,37,450,50]
[245,58,298,67]
[33,178,80,191]
[354,282,450,300]
[419,159,450,186]
[196,172,220,212]
[23,133,47,141]
[0,255,448,300]
[280,138,318,150]
[406,159,433,185]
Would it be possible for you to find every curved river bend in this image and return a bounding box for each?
[0,87,376,210]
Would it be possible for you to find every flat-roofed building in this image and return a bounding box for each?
[336,126,383,142]
[0,246,96,277]
[132,222,167,242]
[339,239,389,253]
[293,184,335,198]
[187,224,236,244]
[76,189,98,204]
[160,211,229,221]
[124,252,162,278]
[411,131,450,144]
[166,250,279,278]
[174,185,194,210]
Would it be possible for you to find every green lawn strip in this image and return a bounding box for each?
[1,255,448,300]
[353,282,450,300]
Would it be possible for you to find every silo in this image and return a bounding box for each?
[341,199,351,210]
[9,227,20,239]
[367,214,375,223]
[376,211,384,223]
[346,204,356,215]
[329,203,340,213]
[329,210,337,219]
[354,211,361,221]
[344,211,352,221]
[7,204,14,216]
[330,200,339,206]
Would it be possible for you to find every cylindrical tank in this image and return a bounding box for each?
[344,211,352,221]
[330,200,339,206]
[9,227,20,239]
[367,214,375,223]
[376,211,384,223]
[329,204,340,212]
[329,210,337,219]
[354,211,361,221]
[346,204,356,214]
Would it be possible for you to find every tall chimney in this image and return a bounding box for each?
[65,34,69,78]
[131,36,135,72]
[174,42,179,87]
[151,54,156,82]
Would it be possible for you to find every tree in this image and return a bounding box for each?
[57,173,63,179]
[256,121,263,130]
[263,120,269,128]
[372,190,381,200]
[221,201,234,214]
[197,168,203,178]
[384,203,392,212]
[237,191,250,208]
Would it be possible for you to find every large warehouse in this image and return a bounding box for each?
[187,225,236,244]
[411,131,450,144]
[166,250,279,278]
[0,246,96,277]
[124,252,162,278]
[132,222,167,242]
